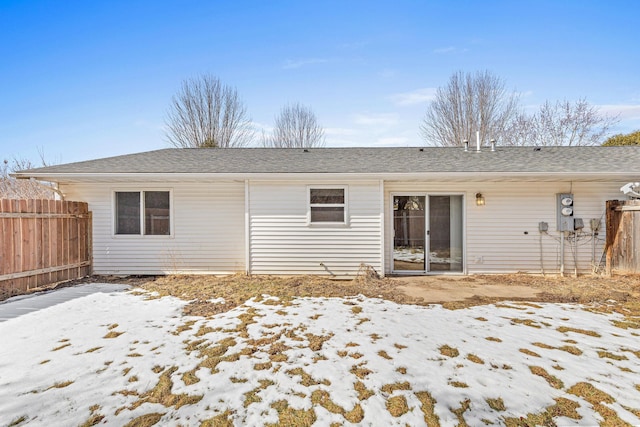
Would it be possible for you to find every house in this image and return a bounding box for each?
[13,146,640,277]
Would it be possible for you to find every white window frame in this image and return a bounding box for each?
[307,185,349,226]
[389,191,466,275]
[112,189,174,238]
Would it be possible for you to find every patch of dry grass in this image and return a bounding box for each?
[531,342,555,350]
[529,366,564,389]
[344,403,365,423]
[439,344,459,358]
[200,409,235,427]
[122,413,164,427]
[467,353,484,364]
[311,389,345,415]
[510,318,542,328]
[597,350,628,361]
[350,363,372,379]
[556,326,601,337]
[449,381,468,388]
[7,416,27,427]
[354,381,374,401]
[486,397,506,411]
[519,348,541,358]
[172,320,196,335]
[381,382,411,394]
[386,395,409,417]
[45,380,74,390]
[504,397,581,426]
[567,382,630,426]
[103,331,124,339]
[450,398,471,426]
[52,342,71,351]
[138,273,416,317]
[568,382,614,405]
[377,350,392,360]
[78,404,104,427]
[123,366,203,413]
[181,369,199,385]
[286,367,329,387]
[558,345,583,356]
[415,391,440,425]
[305,333,333,351]
[243,379,274,408]
[267,400,316,427]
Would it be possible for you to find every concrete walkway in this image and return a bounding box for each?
[0,283,130,322]
[392,275,541,303]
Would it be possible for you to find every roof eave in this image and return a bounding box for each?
[12,171,640,184]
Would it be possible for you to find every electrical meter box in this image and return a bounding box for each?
[557,193,574,231]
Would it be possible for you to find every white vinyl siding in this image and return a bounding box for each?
[249,181,382,277]
[61,182,245,275]
[384,181,623,275]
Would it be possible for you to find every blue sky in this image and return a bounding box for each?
[1,0,639,165]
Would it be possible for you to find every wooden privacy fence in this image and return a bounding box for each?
[606,199,640,275]
[0,199,92,299]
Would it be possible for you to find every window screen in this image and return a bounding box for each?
[310,188,345,223]
[115,191,170,235]
[116,192,141,234]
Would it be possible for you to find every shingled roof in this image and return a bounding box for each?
[13,146,640,178]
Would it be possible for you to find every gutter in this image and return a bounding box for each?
[11,171,640,184]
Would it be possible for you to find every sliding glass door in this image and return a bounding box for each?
[428,195,463,272]
[393,196,426,271]
[393,194,463,273]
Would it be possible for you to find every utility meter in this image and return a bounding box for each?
[557,193,574,231]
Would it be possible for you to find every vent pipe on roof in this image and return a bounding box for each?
[463,140,469,152]
[490,139,496,152]
[476,131,481,152]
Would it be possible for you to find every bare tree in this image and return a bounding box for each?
[420,70,520,146]
[1,153,57,199]
[165,74,254,148]
[518,99,619,146]
[262,102,325,148]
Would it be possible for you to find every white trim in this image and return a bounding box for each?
[111,188,174,238]
[379,180,385,277]
[307,185,349,226]
[244,180,251,275]
[20,171,640,184]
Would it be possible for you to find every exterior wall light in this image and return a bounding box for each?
[475,192,485,206]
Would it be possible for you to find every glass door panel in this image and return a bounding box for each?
[393,196,426,271]
[428,195,463,272]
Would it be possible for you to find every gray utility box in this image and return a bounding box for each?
[557,193,574,231]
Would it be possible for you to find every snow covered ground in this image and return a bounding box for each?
[1,285,639,426]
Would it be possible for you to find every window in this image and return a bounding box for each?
[115,191,170,235]
[309,188,346,223]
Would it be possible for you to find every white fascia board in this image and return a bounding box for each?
[12,171,640,184]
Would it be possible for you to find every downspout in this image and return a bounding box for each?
[379,179,385,277]
[244,180,251,275]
